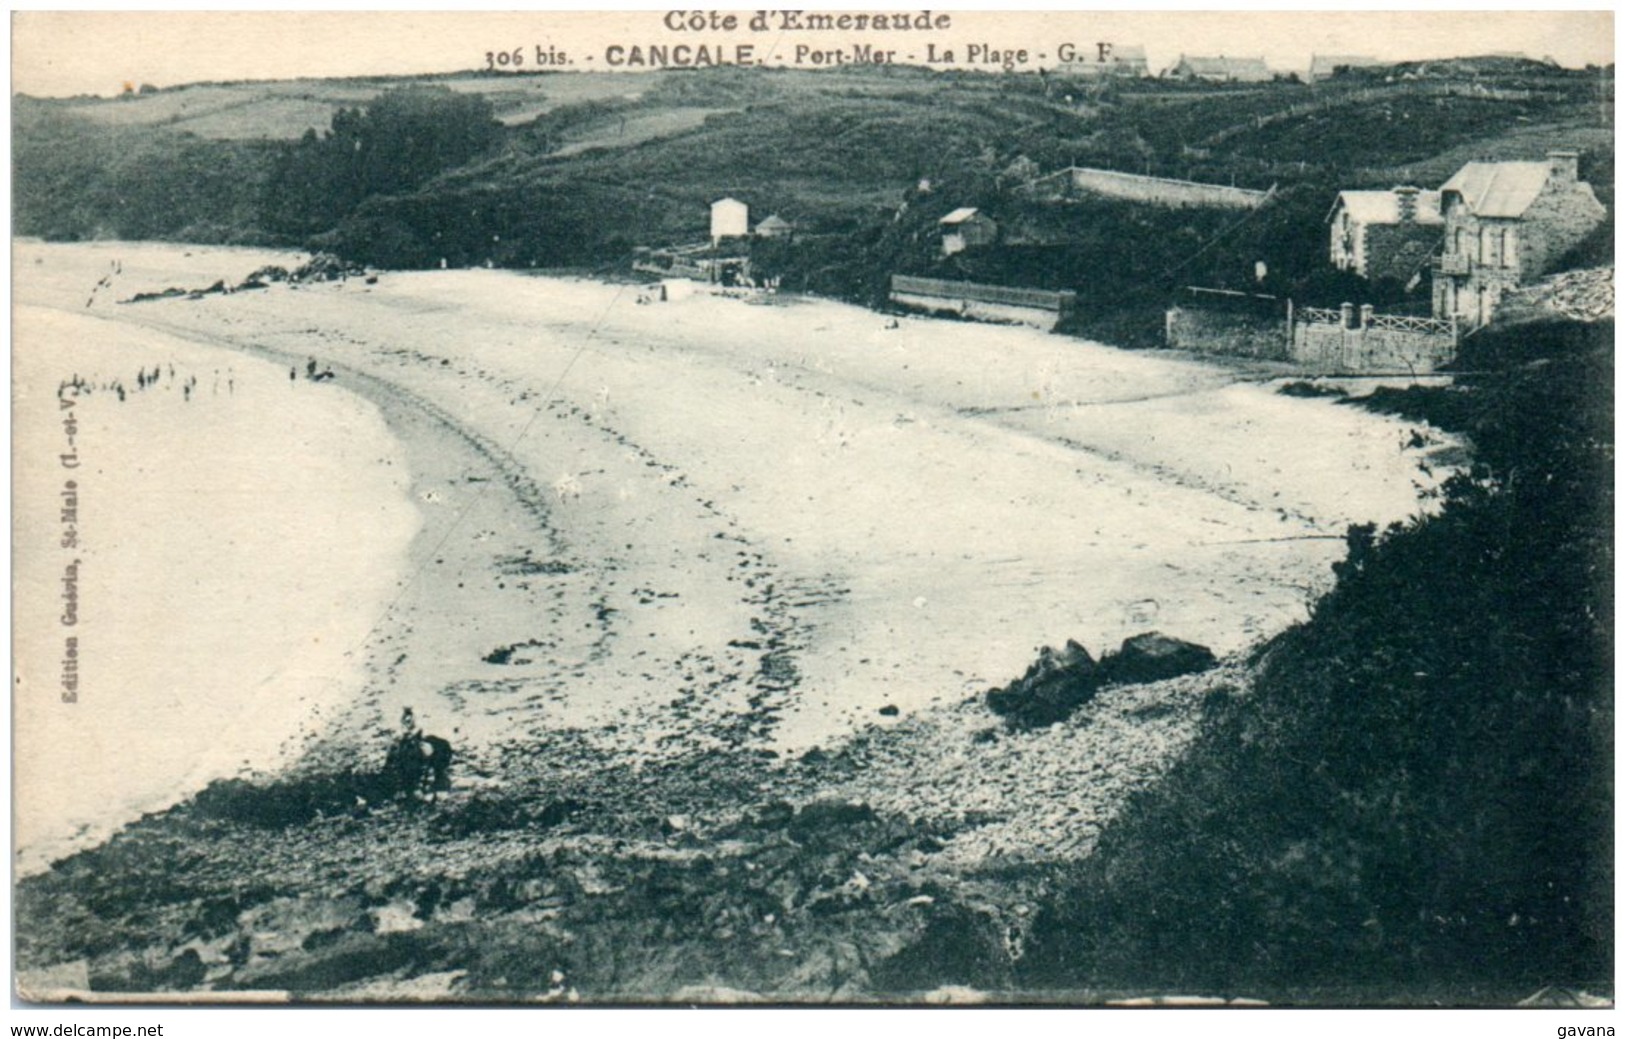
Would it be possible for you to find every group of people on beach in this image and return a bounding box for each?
[57,362,225,403]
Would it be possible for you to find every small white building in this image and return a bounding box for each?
[710,198,749,243]
[1059,43,1149,77]
[755,214,795,239]
[939,208,998,256]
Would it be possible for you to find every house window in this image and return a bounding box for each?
[1503,228,1517,270]
[1480,226,1497,267]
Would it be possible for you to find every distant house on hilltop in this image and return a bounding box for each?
[1308,54,1383,82]
[1328,186,1444,283]
[1165,55,1272,83]
[939,208,998,256]
[1431,150,1607,327]
[1058,43,1149,77]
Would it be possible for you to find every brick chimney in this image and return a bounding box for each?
[1548,150,1580,184]
[1394,185,1420,223]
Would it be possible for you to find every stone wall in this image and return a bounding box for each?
[1165,303,1291,360]
[1029,167,1270,210]
[1363,223,1442,284]
[1292,321,1456,374]
[1519,183,1609,278]
[1167,300,1457,374]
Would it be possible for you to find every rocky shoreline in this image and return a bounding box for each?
[16,650,1242,1003]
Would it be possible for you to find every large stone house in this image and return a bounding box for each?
[1430,150,1606,327]
[1327,186,1444,284]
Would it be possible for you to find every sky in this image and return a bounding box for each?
[10,9,1616,98]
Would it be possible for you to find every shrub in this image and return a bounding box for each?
[1022,318,1613,999]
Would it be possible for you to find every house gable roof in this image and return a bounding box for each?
[940,207,984,225]
[1331,188,1444,226]
[1439,161,1552,218]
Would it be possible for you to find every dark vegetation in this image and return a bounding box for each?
[1021,316,1613,1000]
[262,86,503,239]
[13,60,1612,341]
[12,103,276,244]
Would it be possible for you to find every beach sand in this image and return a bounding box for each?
[13,289,418,872]
[13,241,1458,867]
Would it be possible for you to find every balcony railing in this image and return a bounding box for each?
[1435,252,1471,275]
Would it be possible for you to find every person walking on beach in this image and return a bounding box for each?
[384,707,423,800]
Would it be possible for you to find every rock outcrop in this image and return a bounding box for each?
[1098,632,1218,686]
[987,633,1215,729]
[985,639,1098,729]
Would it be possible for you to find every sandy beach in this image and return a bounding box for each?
[13,241,1457,872]
[13,289,419,873]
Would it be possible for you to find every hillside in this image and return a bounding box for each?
[14,61,1613,336]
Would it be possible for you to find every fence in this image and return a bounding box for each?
[1367,312,1455,334]
[1197,81,1575,149]
[1296,306,1343,326]
[891,275,1077,312]
[633,244,751,284]
[1168,296,1458,374]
